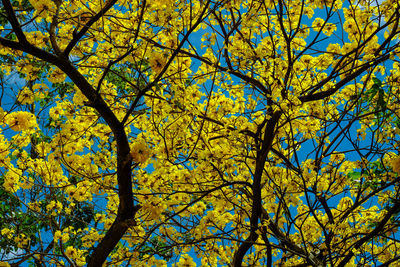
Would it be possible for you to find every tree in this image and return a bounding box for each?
[1,0,400,266]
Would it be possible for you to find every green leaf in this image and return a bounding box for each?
[372,77,382,87]
[348,171,361,180]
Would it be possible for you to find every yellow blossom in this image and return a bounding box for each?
[5,111,37,131]
[1,228,15,239]
[65,246,77,258]
[149,53,167,74]
[391,156,400,173]
[175,254,196,267]
[48,67,66,83]
[17,87,34,105]
[130,142,151,163]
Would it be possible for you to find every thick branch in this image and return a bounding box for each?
[2,0,28,43]
[0,35,134,267]
[232,111,281,267]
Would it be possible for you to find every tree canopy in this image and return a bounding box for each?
[1,0,400,266]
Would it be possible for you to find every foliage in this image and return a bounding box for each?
[0,0,400,266]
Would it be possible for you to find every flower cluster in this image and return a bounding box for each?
[5,111,37,131]
[130,141,151,163]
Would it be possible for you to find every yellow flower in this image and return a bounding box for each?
[130,142,151,163]
[3,169,22,192]
[312,17,325,32]
[47,67,66,83]
[5,111,37,131]
[17,87,35,105]
[15,233,30,248]
[176,254,196,267]
[391,157,400,173]
[29,0,57,23]
[65,246,77,258]
[1,228,15,240]
[32,83,49,99]
[149,53,167,74]
[46,200,63,216]
[323,23,337,36]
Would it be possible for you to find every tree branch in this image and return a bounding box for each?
[62,0,118,57]
[0,31,136,267]
[232,111,281,267]
[2,0,28,44]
